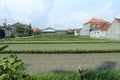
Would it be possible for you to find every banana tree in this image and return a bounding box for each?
[0,55,24,80]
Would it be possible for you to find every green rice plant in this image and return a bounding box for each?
[17,71,36,80]
[82,70,120,80]
[36,72,79,80]
[1,33,110,41]
[0,45,8,51]
[2,49,120,54]
[35,70,120,80]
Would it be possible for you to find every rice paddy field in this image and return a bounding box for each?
[1,34,120,74]
[1,43,120,51]
[0,53,120,73]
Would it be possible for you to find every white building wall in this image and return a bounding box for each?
[90,30,106,38]
[5,29,12,38]
[100,31,106,38]
[106,20,120,40]
[80,24,90,36]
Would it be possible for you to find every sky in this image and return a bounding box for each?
[0,0,120,29]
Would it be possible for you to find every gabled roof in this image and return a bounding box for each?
[11,22,31,28]
[12,22,24,26]
[42,27,55,33]
[115,18,120,23]
[84,18,108,24]
[95,23,110,31]
[43,27,55,30]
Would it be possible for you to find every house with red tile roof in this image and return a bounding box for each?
[84,18,107,24]
[90,23,110,38]
[106,18,120,40]
[80,17,108,36]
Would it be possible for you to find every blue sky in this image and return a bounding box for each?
[0,0,120,29]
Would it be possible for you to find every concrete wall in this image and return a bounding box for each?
[90,30,106,38]
[0,28,12,38]
[5,29,12,38]
[106,20,120,40]
[80,24,90,36]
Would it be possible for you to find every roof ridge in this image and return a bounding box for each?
[84,17,107,24]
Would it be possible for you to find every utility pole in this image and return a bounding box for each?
[3,18,7,28]
[3,18,8,39]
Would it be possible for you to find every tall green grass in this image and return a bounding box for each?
[2,34,110,41]
[36,72,79,80]
[35,70,120,80]
[1,43,120,53]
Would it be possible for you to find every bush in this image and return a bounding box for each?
[83,70,120,80]
[0,55,36,80]
[35,70,120,80]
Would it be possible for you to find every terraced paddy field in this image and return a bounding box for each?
[1,43,120,51]
[0,53,120,73]
[0,34,120,74]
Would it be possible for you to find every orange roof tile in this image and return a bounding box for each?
[95,23,110,31]
[84,18,108,24]
[33,28,39,32]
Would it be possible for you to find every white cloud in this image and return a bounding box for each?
[94,0,115,21]
[0,0,46,24]
[95,1,113,13]
[47,11,94,29]
[58,12,94,28]
[47,0,116,29]
[0,0,118,29]
[116,14,120,18]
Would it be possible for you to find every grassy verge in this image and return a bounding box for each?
[36,72,79,80]
[35,70,120,80]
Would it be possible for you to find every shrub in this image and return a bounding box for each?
[82,70,120,80]
[0,54,24,79]
[0,54,36,80]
